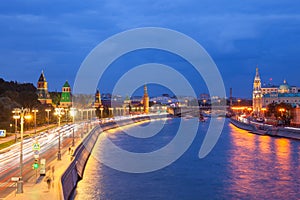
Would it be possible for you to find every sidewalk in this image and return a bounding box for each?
[5,140,80,200]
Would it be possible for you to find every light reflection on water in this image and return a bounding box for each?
[227,123,299,199]
[75,119,300,200]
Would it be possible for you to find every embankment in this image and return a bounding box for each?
[230,118,300,139]
[60,114,166,200]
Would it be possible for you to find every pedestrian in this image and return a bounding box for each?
[46,176,52,190]
[68,147,71,155]
[70,148,74,161]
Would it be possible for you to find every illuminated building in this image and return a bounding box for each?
[252,68,263,113]
[143,84,149,113]
[37,71,52,105]
[253,68,300,115]
[60,80,72,108]
[94,89,102,108]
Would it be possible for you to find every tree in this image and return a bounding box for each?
[266,102,293,125]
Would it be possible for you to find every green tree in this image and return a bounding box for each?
[266,102,293,125]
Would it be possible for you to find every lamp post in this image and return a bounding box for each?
[261,108,267,117]
[70,108,76,147]
[13,107,30,194]
[12,109,20,143]
[54,108,65,160]
[32,109,38,136]
[45,108,51,131]
[279,108,285,117]
[203,99,207,107]
[100,107,104,118]
[64,108,69,124]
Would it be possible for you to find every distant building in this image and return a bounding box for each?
[93,89,102,108]
[37,71,52,105]
[253,68,300,115]
[60,80,72,108]
[252,68,263,113]
[291,107,300,126]
[143,84,149,113]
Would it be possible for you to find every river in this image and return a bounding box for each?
[74,118,300,199]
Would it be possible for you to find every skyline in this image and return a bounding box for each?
[1,0,300,98]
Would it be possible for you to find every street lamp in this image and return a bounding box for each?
[203,99,207,107]
[70,108,76,147]
[54,108,65,160]
[45,108,51,131]
[261,108,267,117]
[279,108,285,117]
[238,99,241,106]
[13,107,30,194]
[12,109,20,143]
[32,109,38,136]
[100,107,104,118]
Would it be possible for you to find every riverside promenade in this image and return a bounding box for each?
[2,114,166,200]
[230,118,300,140]
[4,135,82,200]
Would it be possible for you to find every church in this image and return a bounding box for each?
[253,68,300,115]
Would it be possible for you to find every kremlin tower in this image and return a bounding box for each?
[143,84,149,113]
[37,71,52,105]
[59,80,72,108]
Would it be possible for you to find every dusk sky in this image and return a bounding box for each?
[1,0,300,98]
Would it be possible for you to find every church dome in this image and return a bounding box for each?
[278,80,290,93]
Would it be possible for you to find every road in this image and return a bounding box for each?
[0,123,86,199]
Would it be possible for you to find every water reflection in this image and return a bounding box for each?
[75,119,300,200]
[227,124,299,199]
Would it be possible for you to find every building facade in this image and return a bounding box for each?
[143,84,149,113]
[60,81,72,108]
[94,89,102,108]
[252,68,263,113]
[253,68,300,115]
[37,71,52,105]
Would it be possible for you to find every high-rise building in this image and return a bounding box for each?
[143,84,149,113]
[37,71,52,105]
[60,80,72,108]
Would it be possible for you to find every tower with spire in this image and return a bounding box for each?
[94,89,102,108]
[37,71,52,104]
[143,84,149,114]
[60,80,72,108]
[253,68,262,114]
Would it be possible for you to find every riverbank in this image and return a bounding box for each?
[230,118,300,140]
[62,114,167,200]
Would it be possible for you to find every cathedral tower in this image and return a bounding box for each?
[253,68,262,114]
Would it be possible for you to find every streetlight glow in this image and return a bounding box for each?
[32,109,38,136]
[70,107,77,146]
[54,107,65,160]
[12,107,30,194]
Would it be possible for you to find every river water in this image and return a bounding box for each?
[74,118,300,200]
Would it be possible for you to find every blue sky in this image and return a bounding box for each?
[1,0,300,98]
